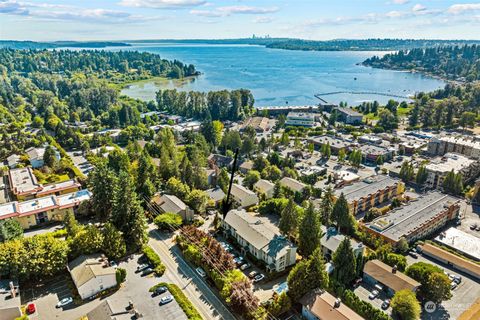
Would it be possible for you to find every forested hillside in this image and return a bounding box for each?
[363,45,480,81]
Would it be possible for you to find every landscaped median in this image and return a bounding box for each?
[143,245,166,276]
[150,282,203,320]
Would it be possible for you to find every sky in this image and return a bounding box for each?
[0,0,479,41]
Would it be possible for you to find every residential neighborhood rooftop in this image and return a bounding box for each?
[364,260,420,292]
[300,289,364,320]
[8,167,41,195]
[426,153,476,174]
[435,227,480,261]
[334,175,398,203]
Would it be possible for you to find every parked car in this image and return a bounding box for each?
[109,261,118,268]
[56,297,73,308]
[381,299,390,310]
[248,271,258,279]
[196,267,206,278]
[452,274,462,284]
[451,282,458,290]
[234,257,245,266]
[408,251,418,258]
[240,263,251,271]
[141,268,154,276]
[152,286,167,297]
[253,274,265,283]
[136,264,150,273]
[369,290,379,300]
[26,303,36,314]
[159,295,174,305]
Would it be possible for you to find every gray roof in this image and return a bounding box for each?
[320,226,363,253]
[367,192,459,242]
[68,254,116,288]
[279,177,307,193]
[154,194,187,214]
[224,210,296,259]
[231,184,257,200]
[336,107,363,117]
[206,188,226,202]
[334,175,399,203]
[254,179,275,193]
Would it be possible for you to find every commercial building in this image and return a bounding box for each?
[320,226,364,261]
[363,260,420,297]
[222,209,297,272]
[279,177,307,193]
[254,179,275,199]
[308,136,350,154]
[68,254,117,300]
[358,135,383,145]
[8,167,81,200]
[365,192,460,244]
[434,227,480,262]
[335,107,363,125]
[151,194,194,222]
[0,189,91,229]
[300,289,364,320]
[334,175,403,215]
[358,144,395,163]
[425,153,480,189]
[428,136,480,159]
[285,112,315,127]
[230,184,259,208]
[418,243,480,281]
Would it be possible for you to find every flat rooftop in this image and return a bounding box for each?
[426,153,476,174]
[438,136,480,149]
[435,227,480,261]
[334,175,398,203]
[367,192,458,242]
[57,190,92,208]
[17,196,57,215]
[286,112,315,119]
[8,167,41,195]
[0,202,16,220]
[309,136,350,149]
[336,107,363,117]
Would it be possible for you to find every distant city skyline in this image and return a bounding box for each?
[0,0,479,41]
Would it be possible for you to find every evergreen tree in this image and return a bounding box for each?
[391,290,421,320]
[88,163,117,221]
[298,203,322,257]
[279,198,298,238]
[102,223,127,260]
[331,193,356,235]
[320,187,334,226]
[111,170,148,250]
[332,238,357,286]
[63,211,80,238]
[0,220,23,242]
[415,165,428,185]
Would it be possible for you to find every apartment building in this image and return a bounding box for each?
[425,153,480,189]
[285,112,315,127]
[222,209,297,272]
[427,136,480,159]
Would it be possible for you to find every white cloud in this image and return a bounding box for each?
[448,3,480,15]
[412,4,426,12]
[118,0,206,9]
[253,16,273,24]
[190,5,279,18]
[392,0,409,4]
[386,10,405,18]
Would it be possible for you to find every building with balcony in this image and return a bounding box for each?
[285,112,315,127]
[425,153,480,189]
[427,135,480,159]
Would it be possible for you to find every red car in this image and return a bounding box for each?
[26,303,36,314]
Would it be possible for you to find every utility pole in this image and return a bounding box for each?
[222,148,239,219]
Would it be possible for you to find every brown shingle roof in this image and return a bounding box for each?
[300,289,364,320]
[364,260,420,292]
[420,244,480,278]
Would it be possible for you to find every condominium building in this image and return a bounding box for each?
[0,190,91,229]
[334,175,403,215]
[365,192,460,244]
[222,209,297,272]
[230,184,259,208]
[425,153,480,189]
[285,112,315,127]
[427,136,480,159]
[335,107,363,125]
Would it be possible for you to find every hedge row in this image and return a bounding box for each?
[143,245,166,276]
[150,282,203,320]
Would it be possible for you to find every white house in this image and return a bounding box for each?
[230,184,259,208]
[68,254,117,300]
[222,209,297,272]
[254,179,275,199]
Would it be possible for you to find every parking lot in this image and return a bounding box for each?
[20,254,186,320]
[66,151,94,176]
[353,283,392,316]
[406,252,480,319]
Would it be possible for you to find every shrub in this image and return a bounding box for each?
[150,283,203,320]
[142,245,166,276]
[116,268,127,285]
[154,212,183,230]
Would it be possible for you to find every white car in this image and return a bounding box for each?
[240,263,251,271]
[56,297,73,308]
[159,295,174,305]
[369,290,379,300]
[196,267,206,278]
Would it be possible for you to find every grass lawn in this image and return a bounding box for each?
[33,170,71,184]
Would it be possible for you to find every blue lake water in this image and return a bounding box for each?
[119,43,445,107]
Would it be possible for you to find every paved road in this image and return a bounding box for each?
[148,226,236,320]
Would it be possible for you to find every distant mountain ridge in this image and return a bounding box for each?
[0,40,130,49]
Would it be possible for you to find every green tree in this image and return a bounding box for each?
[88,163,117,221]
[112,170,148,250]
[459,111,476,128]
[154,212,183,230]
[267,292,292,317]
[298,203,322,257]
[331,193,356,235]
[396,237,409,254]
[102,223,127,260]
[415,165,428,185]
[320,187,334,226]
[399,161,414,182]
[186,189,209,213]
[383,253,407,271]
[63,211,80,238]
[406,262,452,303]
[243,170,261,189]
[321,142,331,159]
[391,290,421,320]
[332,238,357,286]
[279,198,298,238]
[0,220,23,242]
[166,177,191,200]
[43,145,58,168]
[217,168,230,193]
[71,225,104,257]
[443,170,463,196]
[376,154,384,166]
[349,149,362,168]
[261,165,282,182]
[338,148,346,163]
